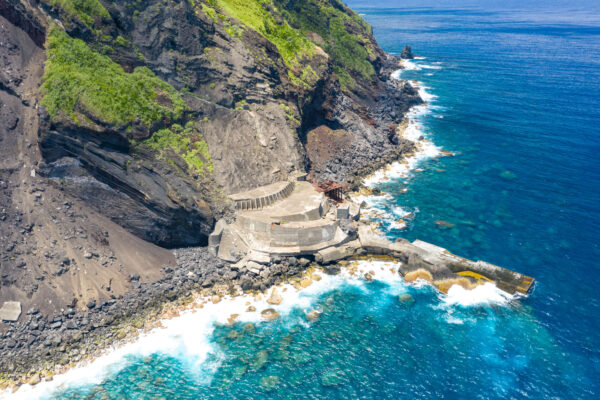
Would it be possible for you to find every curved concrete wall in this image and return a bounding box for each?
[233,181,295,211]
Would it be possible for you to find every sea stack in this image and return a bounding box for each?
[401,45,414,59]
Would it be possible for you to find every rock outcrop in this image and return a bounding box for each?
[401,45,414,59]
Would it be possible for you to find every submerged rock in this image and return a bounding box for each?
[399,294,415,306]
[252,350,269,370]
[321,370,343,387]
[500,170,517,180]
[261,308,280,320]
[260,375,280,391]
[243,323,256,334]
[435,220,455,229]
[305,310,322,321]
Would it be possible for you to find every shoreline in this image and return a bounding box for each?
[3,256,519,399]
[0,57,445,395]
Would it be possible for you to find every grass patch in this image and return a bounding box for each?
[48,0,110,27]
[41,26,185,127]
[211,0,314,69]
[274,0,376,89]
[143,122,213,174]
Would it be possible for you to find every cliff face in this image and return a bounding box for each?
[1,0,420,248]
[0,0,421,376]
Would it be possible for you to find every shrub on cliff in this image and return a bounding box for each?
[40,26,185,128]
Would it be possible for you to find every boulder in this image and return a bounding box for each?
[266,288,283,305]
[261,308,280,320]
[0,301,21,322]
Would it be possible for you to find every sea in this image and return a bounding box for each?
[6,1,600,399]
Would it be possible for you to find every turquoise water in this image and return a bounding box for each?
[24,3,600,399]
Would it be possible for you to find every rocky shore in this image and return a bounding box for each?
[0,0,428,391]
[0,247,323,389]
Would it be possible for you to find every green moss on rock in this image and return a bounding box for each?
[211,0,314,69]
[142,122,213,174]
[274,0,377,89]
[41,26,185,128]
[48,0,110,27]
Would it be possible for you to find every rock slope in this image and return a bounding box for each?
[0,0,422,381]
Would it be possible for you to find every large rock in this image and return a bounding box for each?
[401,45,414,59]
[0,301,21,322]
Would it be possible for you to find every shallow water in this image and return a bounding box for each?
[10,3,600,399]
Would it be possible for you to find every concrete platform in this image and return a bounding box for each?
[238,181,328,223]
[214,180,354,261]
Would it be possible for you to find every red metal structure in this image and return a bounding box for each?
[314,180,344,203]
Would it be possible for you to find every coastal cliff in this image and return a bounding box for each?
[0,0,421,384]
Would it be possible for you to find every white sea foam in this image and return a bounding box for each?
[442,283,514,307]
[399,59,421,71]
[2,261,402,400]
[398,59,442,72]
[420,64,443,70]
[3,258,521,399]
[361,69,440,188]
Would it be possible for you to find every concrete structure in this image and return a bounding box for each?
[212,177,359,262]
[211,179,534,296]
[0,301,21,322]
[229,181,295,211]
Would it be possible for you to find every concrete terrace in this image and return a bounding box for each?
[211,178,359,262]
[229,180,295,211]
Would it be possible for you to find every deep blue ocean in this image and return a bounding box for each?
[16,2,600,399]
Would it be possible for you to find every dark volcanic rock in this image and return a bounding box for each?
[401,45,414,59]
[0,0,427,385]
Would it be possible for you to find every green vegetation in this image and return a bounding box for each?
[201,3,218,22]
[208,0,314,69]
[142,122,213,173]
[333,66,356,91]
[41,26,185,127]
[274,0,377,89]
[114,35,129,47]
[280,102,299,126]
[48,0,110,27]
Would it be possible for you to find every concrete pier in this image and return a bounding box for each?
[211,180,534,296]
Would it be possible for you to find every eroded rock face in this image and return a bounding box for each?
[3,0,422,248]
